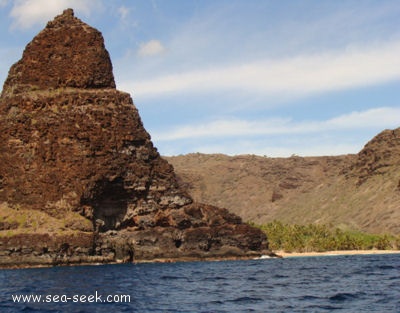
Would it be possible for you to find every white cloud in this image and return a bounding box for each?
[9,0,102,30]
[324,108,400,129]
[121,41,400,98]
[0,0,8,7]
[117,5,129,22]
[153,107,400,141]
[154,107,400,156]
[137,39,166,57]
[182,142,360,158]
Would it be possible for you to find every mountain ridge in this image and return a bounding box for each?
[165,127,400,235]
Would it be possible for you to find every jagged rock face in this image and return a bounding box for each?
[1,9,115,97]
[0,89,186,229]
[349,128,400,184]
[0,9,268,266]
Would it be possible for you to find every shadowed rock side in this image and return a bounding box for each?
[0,9,269,268]
[166,128,400,235]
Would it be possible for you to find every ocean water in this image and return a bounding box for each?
[0,254,399,312]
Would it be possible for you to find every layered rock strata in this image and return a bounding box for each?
[0,9,269,268]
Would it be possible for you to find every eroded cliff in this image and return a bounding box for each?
[0,9,269,268]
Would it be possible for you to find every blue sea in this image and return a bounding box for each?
[1,254,399,312]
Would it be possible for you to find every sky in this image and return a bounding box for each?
[1,0,400,157]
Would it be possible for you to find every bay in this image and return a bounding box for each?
[1,254,399,312]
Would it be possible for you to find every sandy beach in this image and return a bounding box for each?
[276,250,400,258]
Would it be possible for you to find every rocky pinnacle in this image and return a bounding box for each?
[0,9,269,267]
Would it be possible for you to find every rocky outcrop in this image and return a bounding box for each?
[0,9,269,268]
[346,128,400,185]
[2,8,115,97]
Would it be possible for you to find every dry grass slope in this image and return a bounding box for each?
[165,128,400,235]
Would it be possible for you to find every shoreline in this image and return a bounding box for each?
[2,250,400,269]
[0,253,268,270]
[276,249,400,258]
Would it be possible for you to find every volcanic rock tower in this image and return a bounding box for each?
[0,9,268,267]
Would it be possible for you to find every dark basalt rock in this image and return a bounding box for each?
[1,9,115,97]
[0,9,269,267]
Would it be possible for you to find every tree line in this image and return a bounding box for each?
[251,220,400,252]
